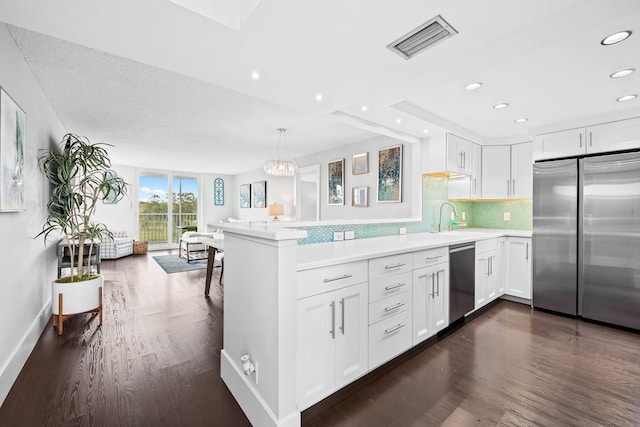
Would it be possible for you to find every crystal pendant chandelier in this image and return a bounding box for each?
[264,128,297,177]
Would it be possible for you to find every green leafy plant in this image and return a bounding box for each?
[38,134,129,282]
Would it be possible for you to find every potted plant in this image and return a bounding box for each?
[38,133,128,334]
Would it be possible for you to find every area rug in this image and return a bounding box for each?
[152,255,220,274]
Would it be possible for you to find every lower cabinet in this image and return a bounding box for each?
[296,282,368,409]
[475,238,503,310]
[412,262,449,346]
[505,237,532,299]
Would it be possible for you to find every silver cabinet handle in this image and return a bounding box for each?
[473,178,477,195]
[485,258,490,276]
[463,151,466,169]
[330,301,335,339]
[384,263,406,270]
[459,151,464,169]
[384,283,405,291]
[589,131,593,147]
[323,274,352,283]
[426,255,442,261]
[526,242,529,260]
[579,133,583,148]
[384,324,405,335]
[430,273,435,299]
[340,298,345,335]
[489,256,492,276]
[384,302,405,312]
[512,179,515,197]
[436,270,440,296]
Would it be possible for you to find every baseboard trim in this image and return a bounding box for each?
[0,299,51,406]
[221,349,300,427]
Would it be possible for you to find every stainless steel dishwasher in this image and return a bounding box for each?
[449,242,475,322]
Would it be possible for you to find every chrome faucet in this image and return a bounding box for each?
[438,202,459,232]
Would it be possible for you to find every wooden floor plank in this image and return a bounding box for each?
[1,251,639,426]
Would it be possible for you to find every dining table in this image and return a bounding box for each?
[201,237,224,296]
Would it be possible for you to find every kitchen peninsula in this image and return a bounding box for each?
[217,222,531,427]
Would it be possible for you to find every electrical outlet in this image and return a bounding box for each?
[399,227,407,235]
[345,230,355,240]
[450,212,455,221]
[462,212,466,221]
[333,231,344,241]
[503,212,511,221]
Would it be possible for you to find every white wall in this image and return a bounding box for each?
[0,24,67,405]
[93,168,236,238]
[295,135,421,221]
[233,170,295,222]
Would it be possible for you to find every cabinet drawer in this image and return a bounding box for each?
[369,272,412,303]
[368,253,412,280]
[369,310,412,370]
[368,291,412,325]
[412,246,449,269]
[476,238,498,254]
[297,260,368,299]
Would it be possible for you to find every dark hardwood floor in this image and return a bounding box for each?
[1,252,639,426]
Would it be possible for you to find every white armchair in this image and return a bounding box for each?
[100,231,133,259]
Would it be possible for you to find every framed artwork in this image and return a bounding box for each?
[352,186,368,207]
[0,87,27,212]
[377,144,403,203]
[102,170,119,204]
[214,178,224,206]
[252,180,267,208]
[327,159,344,205]
[239,183,251,208]
[352,152,369,175]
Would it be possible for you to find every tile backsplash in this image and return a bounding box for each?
[296,175,531,245]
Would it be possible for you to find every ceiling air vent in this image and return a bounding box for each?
[387,15,458,60]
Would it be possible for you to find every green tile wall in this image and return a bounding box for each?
[296,175,531,245]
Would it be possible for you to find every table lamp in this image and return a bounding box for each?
[268,203,284,221]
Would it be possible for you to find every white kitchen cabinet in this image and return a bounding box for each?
[505,237,532,300]
[474,239,500,309]
[423,133,473,175]
[533,117,640,160]
[412,261,449,345]
[448,141,482,199]
[296,282,368,409]
[496,237,506,296]
[481,143,532,199]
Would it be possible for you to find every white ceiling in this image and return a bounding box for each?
[1,0,639,174]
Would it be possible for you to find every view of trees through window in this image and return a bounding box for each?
[138,175,198,244]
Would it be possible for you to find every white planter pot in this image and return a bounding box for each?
[52,275,103,315]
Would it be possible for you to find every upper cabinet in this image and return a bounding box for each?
[481,142,532,199]
[534,117,640,161]
[423,133,473,175]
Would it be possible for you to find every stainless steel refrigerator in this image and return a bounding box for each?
[532,151,640,330]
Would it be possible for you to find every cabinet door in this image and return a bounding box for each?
[587,117,640,154]
[470,142,482,198]
[430,264,449,333]
[481,145,511,198]
[412,266,436,344]
[296,292,336,408]
[447,134,471,174]
[475,255,488,308]
[496,238,506,296]
[335,283,368,388]
[533,128,586,160]
[506,238,532,299]
[511,142,533,198]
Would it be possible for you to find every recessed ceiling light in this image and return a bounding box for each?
[465,82,483,91]
[601,31,632,45]
[493,103,509,109]
[396,118,402,124]
[423,129,429,134]
[616,94,638,102]
[610,68,635,78]
[250,71,260,80]
[361,105,368,112]
[315,93,323,101]
[514,118,528,123]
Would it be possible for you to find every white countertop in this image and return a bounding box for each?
[217,222,308,241]
[296,228,531,271]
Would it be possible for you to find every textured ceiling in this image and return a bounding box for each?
[2,0,640,174]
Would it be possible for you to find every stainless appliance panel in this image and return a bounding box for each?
[580,152,640,329]
[532,159,578,315]
[449,243,475,322]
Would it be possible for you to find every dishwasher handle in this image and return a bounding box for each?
[449,244,475,254]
